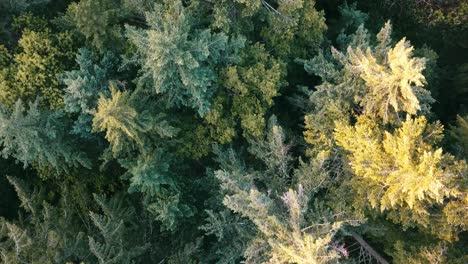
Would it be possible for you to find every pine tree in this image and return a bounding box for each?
[125,0,245,116]
[0,176,90,263]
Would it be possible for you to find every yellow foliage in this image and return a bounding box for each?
[347,38,426,122]
[334,115,467,237]
[92,83,147,155]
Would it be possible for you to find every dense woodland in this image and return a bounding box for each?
[0,0,467,263]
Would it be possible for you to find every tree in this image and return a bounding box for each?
[300,21,435,157]
[0,99,90,175]
[125,0,245,116]
[61,48,119,138]
[0,23,75,109]
[0,176,90,263]
[122,151,193,231]
[92,84,149,156]
[66,0,122,52]
[343,22,430,122]
[88,194,149,264]
[261,0,327,60]
[208,0,262,33]
[204,43,286,142]
[0,0,50,44]
[448,115,468,160]
[219,183,349,263]
[334,115,468,240]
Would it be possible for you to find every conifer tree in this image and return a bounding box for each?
[208,0,262,33]
[204,43,286,142]
[0,176,90,263]
[343,22,430,122]
[334,115,468,240]
[66,0,122,52]
[0,99,90,175]
[300,21,435,157]
[261,0,327,60]
[92,84,150,156]
[61,48,118,138]
[449,115,468,160]
[125,0,245,116]
[88,194,149,264]
[0,26,75,109]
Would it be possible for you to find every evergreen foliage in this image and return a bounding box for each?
[334,115,467,240]
[0,25,75,109]
[66,0,122,52]
[61,48,118,138]
[0,99,90,175]
[0,1,467,263]
[126,0,245,116]
[205,43,286,142]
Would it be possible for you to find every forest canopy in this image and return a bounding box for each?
[0,0,467,263]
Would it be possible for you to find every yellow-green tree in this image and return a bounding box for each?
[261,0,326,60]
[92,84,148,156]
[204,43,285,142]
[334,115,467,240]
[0,26,75,109]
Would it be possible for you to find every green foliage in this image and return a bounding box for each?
[1,0,468,263]
[61,48,119,138]
[0,99,90,175]
[248,116,292,187]
[449,115,468,160]
[0,176,90,263]
[378,0,468,28]
[343,22,429,122]
[88,194,149,264]
[92,84,149,156]
[301,21,436,157]
[123,151,192,231]
[208,0,262,33]
[66,0,122,52]
[261,0,327,60]
[0,0,49,13]
[205,43,285,142]
[217,178,351,263]
[93,82,177,154]
[0,26,75,109]
[126,0,245,116]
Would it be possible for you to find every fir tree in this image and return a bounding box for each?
[88,194,149,264]
[125,0,245,116]
[61,48,119,138]
[334,115,468,240]
[66,0,122,52]
[0,99,90,175]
